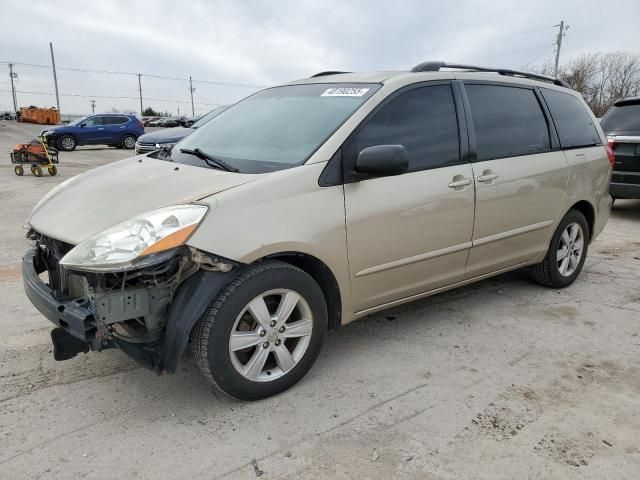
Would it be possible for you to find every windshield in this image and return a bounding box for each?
[169,83,379,173]
[601,102,640,131]
[191,105,230,129]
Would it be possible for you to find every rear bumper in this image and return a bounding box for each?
[22,248,94,341]
[610,172,640,199]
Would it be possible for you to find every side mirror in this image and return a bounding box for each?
[80,123,86,128]
[355,145,409,177]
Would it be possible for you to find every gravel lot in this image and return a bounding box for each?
[1,121,639,479]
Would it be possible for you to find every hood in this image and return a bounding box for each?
[28,156,262,245]
[137,127,193,144]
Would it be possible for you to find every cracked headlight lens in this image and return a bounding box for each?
[60,204,208,272]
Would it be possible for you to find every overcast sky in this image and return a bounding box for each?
[1,0,639,116]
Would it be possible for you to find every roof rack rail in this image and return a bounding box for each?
[410,61,571,89]
[310,71,351,78]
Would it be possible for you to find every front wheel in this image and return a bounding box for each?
[58,135,76,151]
[530,209,589,288]
[14,165,24,176]
[192,261,328,400]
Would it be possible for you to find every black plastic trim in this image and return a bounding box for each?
[318,148,344,187]
[410,61,572,89]
[22,248,94,341]
[160,269,234,373]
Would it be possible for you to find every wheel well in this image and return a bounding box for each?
[265,252,342,330]
[570,200,595,241]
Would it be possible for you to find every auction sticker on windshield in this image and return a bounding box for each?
[321,87,370,97]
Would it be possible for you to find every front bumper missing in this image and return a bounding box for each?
[22,245,237,372]
[22,247,161,368]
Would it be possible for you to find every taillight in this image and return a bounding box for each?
[604,145,616,167]
[607,136,615,149]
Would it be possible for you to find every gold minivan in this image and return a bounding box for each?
[23,62,613,400]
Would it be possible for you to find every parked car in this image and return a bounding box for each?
[1,111,16,120]
[135,106,229,154]
[142,116,161,127]
[40,113,144,151]
[158,116,187,127]
[148,118,166,127]
[601,97,640,200]
[22,62,612,400]
[183,115,201,127]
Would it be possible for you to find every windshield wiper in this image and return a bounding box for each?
[179,148,239,172]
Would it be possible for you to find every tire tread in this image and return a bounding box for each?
[192,261,313,401]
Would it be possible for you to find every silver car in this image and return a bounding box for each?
[22,62,613,400]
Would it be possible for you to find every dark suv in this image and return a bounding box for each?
[601,97,640,199]
[41,113,144,151]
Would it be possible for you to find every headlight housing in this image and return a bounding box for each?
[60,204,208,272]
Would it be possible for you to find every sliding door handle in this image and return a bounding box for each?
[477,171,499,183]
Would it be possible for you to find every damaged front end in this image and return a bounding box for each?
[23,230,237,372]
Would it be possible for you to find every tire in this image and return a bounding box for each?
[14,165,23,176]
[32,165,43,177]
[121,134,136,150]
[47,165,57,176]
[530,209,589,288]
[58,135,76,151]
[192,260,328,401]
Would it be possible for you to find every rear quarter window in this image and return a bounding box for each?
[541,88,601,148]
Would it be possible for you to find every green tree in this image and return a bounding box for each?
[142,107,160,116]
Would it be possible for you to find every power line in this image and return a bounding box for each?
[0,88,222,106]
[0,60,268,88]
[349,24,559,68]
[474,43,556,62]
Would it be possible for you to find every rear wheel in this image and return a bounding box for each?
[32,165,43,177]
[14,165,23,176]
[122,134,136,149]
[530,209,589,288]
[58,135,76,151]
[192,261,327,400]
[47,165,57,176]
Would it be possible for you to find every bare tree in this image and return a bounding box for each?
[528,52,640,117]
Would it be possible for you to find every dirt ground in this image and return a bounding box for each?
[1,121,639,479]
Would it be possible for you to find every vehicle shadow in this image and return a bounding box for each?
[611,199,640,221]
[151,268,533,406]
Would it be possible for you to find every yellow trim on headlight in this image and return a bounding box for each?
[140,224,198,256]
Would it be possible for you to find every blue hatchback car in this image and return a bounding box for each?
[41,113,144,151]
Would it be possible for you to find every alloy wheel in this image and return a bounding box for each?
[228,289,313,382]
[557,222,584,277]
[60,137,75,150]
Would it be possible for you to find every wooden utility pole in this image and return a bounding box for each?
[554,21,568,78]
[49,43,61,113]
[189,75,195,116]
[8,63,17,112]
[137,74,143,115]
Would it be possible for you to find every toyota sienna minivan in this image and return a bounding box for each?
[23,62,613,400]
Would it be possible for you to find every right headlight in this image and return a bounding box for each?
[60,204,208,272]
